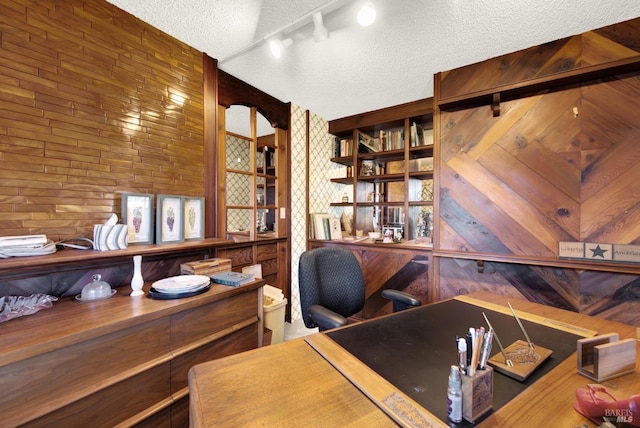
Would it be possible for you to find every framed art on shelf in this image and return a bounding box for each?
[156,195,184,244]
[121,192,154,245]
[184,196,205,240]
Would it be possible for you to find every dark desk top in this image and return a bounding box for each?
[327,299,582,426]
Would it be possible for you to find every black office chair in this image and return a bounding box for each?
[298,247,421,331]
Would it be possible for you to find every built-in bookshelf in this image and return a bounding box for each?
[324,98,434,246]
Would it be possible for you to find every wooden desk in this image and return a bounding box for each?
[188,291,640,427]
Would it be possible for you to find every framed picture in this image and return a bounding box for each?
[183,197,205,240]
[156,195,184,244]
[121,193,154,244]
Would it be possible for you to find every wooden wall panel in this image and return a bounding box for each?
[436,18,640,327]
[0,0,204,240]
[439,19,640,101]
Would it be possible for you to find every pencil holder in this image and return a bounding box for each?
[461,366,493,423]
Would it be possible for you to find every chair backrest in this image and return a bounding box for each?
[298,247,365,329]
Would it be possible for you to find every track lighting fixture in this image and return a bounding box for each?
[357,1,376,27]
[269,36,293,59]
[312,12,330,42]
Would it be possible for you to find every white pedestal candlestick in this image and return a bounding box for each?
[130,255,144,296]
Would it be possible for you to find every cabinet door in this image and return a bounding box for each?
[220,105,285,241]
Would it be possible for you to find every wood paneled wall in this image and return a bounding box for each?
[435,18,640,326]
[0,0,204,241]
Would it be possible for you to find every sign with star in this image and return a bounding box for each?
[585,243,613,260]
[560,242,640,263]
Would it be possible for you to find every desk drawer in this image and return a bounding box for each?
[255,243,277,261]
[218,246,253,267]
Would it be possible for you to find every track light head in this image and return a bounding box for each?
[312,12,330,42]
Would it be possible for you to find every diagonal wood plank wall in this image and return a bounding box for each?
[435,18,640,326]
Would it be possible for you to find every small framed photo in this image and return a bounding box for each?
[184,197,205,240]
[121,193,154,245]
[156,195,184,244]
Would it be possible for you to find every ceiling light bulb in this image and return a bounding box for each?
[357,2,376,27]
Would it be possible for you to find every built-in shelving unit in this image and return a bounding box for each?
[323,98,435,245]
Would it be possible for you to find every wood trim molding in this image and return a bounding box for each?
[217,69,289,130]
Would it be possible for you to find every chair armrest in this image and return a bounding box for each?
[381,289,421,312]
[308,304,348,331]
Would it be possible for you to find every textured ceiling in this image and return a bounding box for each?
[107,0,640,123]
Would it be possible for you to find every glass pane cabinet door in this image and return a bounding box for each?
[257,137,277,238]
[221,104,282,241]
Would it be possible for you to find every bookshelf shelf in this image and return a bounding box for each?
[330,177,354,185]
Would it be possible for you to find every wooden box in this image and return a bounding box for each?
[577,333,637,382]
[461,366,493,423]
[180,258,232,276]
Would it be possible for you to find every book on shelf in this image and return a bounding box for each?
[410,124,434,147]
[357,131,379,153]
[410,122,419,147]
[310,212,331,240]
[382,129,404,150]
[334,137,353,157]
[422,128,434,146]
[211,271,255,287]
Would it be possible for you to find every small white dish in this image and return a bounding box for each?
[75,289,117,302]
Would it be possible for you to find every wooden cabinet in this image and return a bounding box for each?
[213,69,291,322]
[0,279,264,427]
[325,98,434,244]
[218,239,290,320]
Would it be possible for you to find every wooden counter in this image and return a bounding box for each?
[188,291,639,427]
[0,278,265,427]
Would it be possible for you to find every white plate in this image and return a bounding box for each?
[152,275,210,292]
[152,281,211,294]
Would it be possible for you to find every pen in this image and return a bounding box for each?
[469,327,478,376]
[508,302,535,349]
[465,331,473,371]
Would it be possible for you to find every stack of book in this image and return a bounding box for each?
[211,271,255,287]
[333,137,353,157]
[309,213,342,240]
